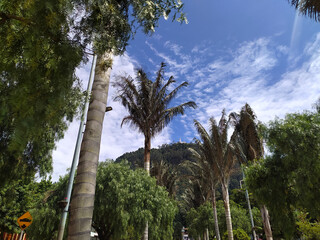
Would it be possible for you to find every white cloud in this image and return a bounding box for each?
[151,34,320,141]
[146,41,193,76]
[52,33,320,181]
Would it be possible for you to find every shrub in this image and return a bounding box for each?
[223,228,250,240]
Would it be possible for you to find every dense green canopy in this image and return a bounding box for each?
[0,177,53,234]
[93,161,177,240]
[245,108,320,237]
[0,0,84,184]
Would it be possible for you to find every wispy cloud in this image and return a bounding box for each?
[52,33,320,181]
[143,33,320,141]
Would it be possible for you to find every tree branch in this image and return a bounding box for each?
[0,12,32,25]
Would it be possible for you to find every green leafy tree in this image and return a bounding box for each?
[186,202,214,240]
[27,175,69,240]
[222,229,250,240]
[245,108,320,238]
[217,200,260,237]
[93,161,177,240]
[0,0,84,185]
[215,200,263,239]
[0,178,53,234]
[296,212,320,240]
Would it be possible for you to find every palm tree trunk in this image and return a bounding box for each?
[144,135,151,174]
[206,228,209,240]
[221,184,233,240]
[67,52,112,240]
[260,205,273,240]
[143,135,151,240]
[211,188,221,240]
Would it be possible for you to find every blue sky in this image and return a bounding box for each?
[51,0,320,181]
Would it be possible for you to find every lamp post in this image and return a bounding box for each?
[240,170,257,240]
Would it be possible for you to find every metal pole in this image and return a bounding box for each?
[56,55,97,240]
[241,170,257,240]
[18,230,24,240]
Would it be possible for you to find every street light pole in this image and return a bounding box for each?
[240,170,257,240]
[56,54,97,240]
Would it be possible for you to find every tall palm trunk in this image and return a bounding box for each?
[68,52,112,240]
[221,183,233,240]
[211,187,221,240]
[260,205,273,240]
[144,135,151,174]
[143,134,151,240]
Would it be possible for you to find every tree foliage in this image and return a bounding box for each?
[186,202,214,239]
[93,161,177,240]
[27,175,69,240]
[150,159,179,197]
[0,177,53,234]
[0,0,84,184]
[71,0,187,54]
[245,109,320,238]
[296,212,320,240]
[216,200,254,236]
[222,229,250,240]
[186,200,260,239]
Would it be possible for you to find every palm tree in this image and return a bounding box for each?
[114,62,196,239]
[182,154,221,240]
[150,159,179,197]
[229,103,273,240]
[191,111,240,240]
[67,52,113,240]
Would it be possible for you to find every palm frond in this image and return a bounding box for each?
[289,0,320,21]
[163,81,189,105]
[114,62,196,141]
[218,109,228,150]
[152,101,196,136]
[120,115,144,134]
[209,117,224,160]
[152,62,166,98]
[230,103,263,163]
[155,75,176,104]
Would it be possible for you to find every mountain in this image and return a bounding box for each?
[115,142,196,168]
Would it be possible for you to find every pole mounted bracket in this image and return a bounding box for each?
[106,106,113,112]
